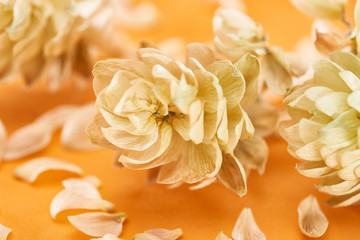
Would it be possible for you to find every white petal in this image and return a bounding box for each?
[68,212,125,237]
[91,234,121,240]
[298,195,328,237]
[0,224,11,240]
[232,208,266,240]
[216,232,231,240]
[144,228,183,240]
[50,180,113,219]
[189,177,217,190]
[290,0,347,19]
[14,157,83,183]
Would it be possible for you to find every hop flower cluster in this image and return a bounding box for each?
[281,51,360,207]
[0,0,121,89]
[88,44,264,196]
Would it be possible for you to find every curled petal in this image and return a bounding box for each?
[62,176,102,189]
[216,232,231,240]
[0,224,11,240]
[3,123,54,160]
[298,195,328,237]
[326,189,360,207]
[141,228,183,240]
[68,212,126,237]
[262,47,293,95]
[217,153,247,196]
[189,177,217,190]
[289,0,347,19]
[91,234,121,240]
[14,157,83,183]
[50,180,114,219]
[314,30,349,55]
[232,208,266,240]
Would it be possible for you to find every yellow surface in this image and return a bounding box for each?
[1,0,360,239]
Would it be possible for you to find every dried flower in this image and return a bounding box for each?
[289,0,347,19]
[0,0,138,89]
[213,9,307,94]
[88,44,263,196]
[281,51,360,206]
[298,195,328,238]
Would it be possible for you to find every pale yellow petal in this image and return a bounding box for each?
[232,208,266,240]
[217,153,247,196]
[68,212,125,237]
[290,0,347,19]
[326,189,360,207]
[315,92,350,118]
[91,234,121,240]
[262,47,292,95]
[186,43,215,68]
[189,177,217,190]
[50,181,114,219]
[314,30,350,54]
[298,195,328,237]
[216,232,231,240]
[14,157,83,183]
[144,228,182,240]
[0,224,11,240]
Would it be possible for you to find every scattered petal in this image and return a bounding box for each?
[68,212,126,237]
[232,208,266,240]
[91,234,121,240]
[0,224,11,240]
[298,195,328,237]
[50,180,113,219]
[14,157,83,183]
[145,228,183,240]
[62,175,102,189]
[216,232,231,240]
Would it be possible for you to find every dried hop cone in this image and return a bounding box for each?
[281,51,360,207]
[0,0,119,89]
[88,43,263,196]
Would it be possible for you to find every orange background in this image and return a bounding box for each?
[1,0,360,239]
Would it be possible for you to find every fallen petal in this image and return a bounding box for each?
[14,157,83,183]
[62,175,102,189]
[216,232,231,240]
[68,212,126,237]
[0,224,11,240]
[91,234,122,240]
[144,228,182,240]
[3,123,54,160]
[298,195,329,237]
[50,180,113,219]
[232,208,266,240]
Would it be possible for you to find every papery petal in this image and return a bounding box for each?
[189,177,217,190]
[314,30,349,54]
[262,47,293,95]
[14,157,83,183]
[326,189,360,207]
[234,53,260,107]
[143,228,183,240]
[216,232,231,240]
[186,43,215,69]
[298,195,328,237]
[315,92,350,118]
[232,208,266,240]
[290,0,347,19]
[91,233,121,240]
[50,180,114,219]
[217,153,247,196]
[0,224,11,240]
[246,100,278,137]
[68,212,126,237]
[62,176,102,189]
[234,136,268,175]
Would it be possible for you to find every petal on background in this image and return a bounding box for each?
[14,157,83,183]
[143,228,183,240]
[232,208,266,240]
[68,212,126,237]
[0,224,11,240]
[298,195,328,237]
[91,234,121,240]
[216,232,231,240]
[50,180,114,219]
[217,153,247,196]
